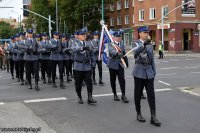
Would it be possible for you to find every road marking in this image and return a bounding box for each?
[190,72,200,74]
[160,67,179,70]
[24,97,67,103]
[162,61,168,63]
[93,93,122,97]
[181,90,200,96]
[184,66,198,69]
[158,80,171,86]
[0,76,3,78]
[184,59,194,60]
[144,88,172,92]
[157,73,176,76]
[0,102,5,105]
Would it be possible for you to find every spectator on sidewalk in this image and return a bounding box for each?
[158,41,164,59]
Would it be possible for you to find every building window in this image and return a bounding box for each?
[139,10,144,21]
[124,33,130,46]
[133,15,134,23]
[162,5,169,18]
[125,15,129,25]
[117,0,121,10]
[132,0,135,7]
[150,8,156,20]
[110,3,114,11]
[117,16,121,25]
[110,18,114,26]
[125,0,129,9]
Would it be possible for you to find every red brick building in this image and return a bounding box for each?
[107,0,134,47]
[134,0,200,53]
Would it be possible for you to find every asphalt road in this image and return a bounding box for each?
[0,55,200,133]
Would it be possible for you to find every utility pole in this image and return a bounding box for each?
[21,8,55,38]
[56,0,58,32]
[160,0,194,51]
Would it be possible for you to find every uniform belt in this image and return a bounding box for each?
[75,60,90,64]
[135,61,151,66]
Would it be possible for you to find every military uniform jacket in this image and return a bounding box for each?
[12,41,20,61]
[47,39,64,61]
[17,40,26,60]
[62,41,71,60]
[91,39,100,67]
[18,38,39,61]
[7,42,15,60]
[132,40,156,79]
[68,38,79,60]
[38,40,51,60]
[107,41,127,70]
[71,40,93,71]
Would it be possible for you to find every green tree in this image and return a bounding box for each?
[0,21,16,39]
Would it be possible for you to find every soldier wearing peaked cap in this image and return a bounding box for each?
[46,31,65,89]
[132,26,161,126]
[91,31,104,85]
[62,34,72,82]
[107,31,129,103]
[6,36,15,79]
[18,29,40,91]
[71,29,97,104]
[38,32,52,84]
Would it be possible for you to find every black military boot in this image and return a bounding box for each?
[67,75,72,82]
[48,77,52,84]
[53,82,57,88]
[35,82,40,91]
[99,80,104,86]
[121,94,129,103]
[20,80,24,85]
[150,110,161,127]
[93,79,97,85]
[28,83,32,90]
[114,94,120,101]
[137,112,146,122]
[60,81,65,89]
[78,97,83,104]
[141,93,146,99]
[87,92,97,104]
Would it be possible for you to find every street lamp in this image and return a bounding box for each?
[83,15,85,28]
[11,10,21,32]
[160,0,194,51]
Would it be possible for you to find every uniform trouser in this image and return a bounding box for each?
[51,60,63,83]
[109,66,125,95]
[9,59,14,77]
[74,70,93,98]
[40,59,51,80]
[134,77,156,113]
[14,60,19,78]
[159,50,163,59]
[64,60,70,76]
[69,59,74,76]
[25,60,39,85]
[92,60,103,81]
[18,60,24,81]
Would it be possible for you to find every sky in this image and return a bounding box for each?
[0,0,24,22]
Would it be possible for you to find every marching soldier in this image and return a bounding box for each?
[7,36,15,79]
[47,31,65,89]
[91,31,104,85]
[107,31,129,103]
[17,32,26,85]
[71,29,97,104]
[13,34,20,82]
[38,32,52,84]
[132,26,161,126]
[62,34,72,82]
[18,29,40,91]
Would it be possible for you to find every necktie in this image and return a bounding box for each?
[83,41,85,46]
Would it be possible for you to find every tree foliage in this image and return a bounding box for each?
[25,0,115,34]
[0,21,16,39]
